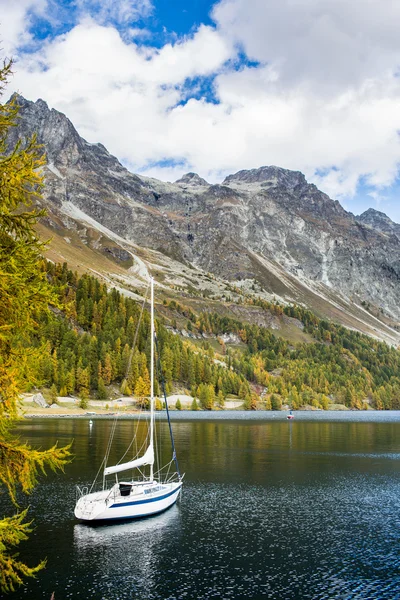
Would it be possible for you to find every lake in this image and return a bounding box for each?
[4,412,400,599]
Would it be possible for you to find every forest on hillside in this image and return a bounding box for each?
[157,295,400,410]
[31,262,247,409]
[25,261,400,410]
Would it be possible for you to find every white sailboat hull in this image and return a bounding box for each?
[75,481,182,522]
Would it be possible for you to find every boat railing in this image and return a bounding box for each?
[76,485,89,500]
[163,472,182,483]
[76,473,181,503]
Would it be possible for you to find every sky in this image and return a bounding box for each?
[2,0,400,222]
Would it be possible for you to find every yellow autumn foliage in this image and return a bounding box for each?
[0,58,72,593]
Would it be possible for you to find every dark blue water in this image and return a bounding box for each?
[4,413,400,599]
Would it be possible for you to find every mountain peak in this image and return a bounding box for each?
[175,172,209,186]
[357,207,400,238]
[35,98,49,110]
[6,93,85,166]
[9,92,25,103]
[222,165,306,188]
[359,208,392,222]
[9,93,48,111]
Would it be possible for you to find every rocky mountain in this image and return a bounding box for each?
[357,208,400,240]
[8,94,400,344]
[175,172,209,187]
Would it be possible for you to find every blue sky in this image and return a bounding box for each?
[146,0,215,39]
[3,0,400,222]
[25,0,216,46]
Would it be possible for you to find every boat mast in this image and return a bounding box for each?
[150,276,154,482]
[154,334,182,480]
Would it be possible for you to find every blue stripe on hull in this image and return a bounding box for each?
[110,486,180,508]
[90,501,179,523]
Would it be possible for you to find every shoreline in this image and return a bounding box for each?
[19,409,400,422]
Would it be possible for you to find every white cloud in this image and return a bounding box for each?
[4,0,400,222]
[213,0,400,89]
[10,20,233,164]
[0,0,47,56]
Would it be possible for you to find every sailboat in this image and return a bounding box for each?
[74,278,183,522]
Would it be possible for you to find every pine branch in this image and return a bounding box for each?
[0,509,46,593]
[0,56,73,593]
[0,434,72,506]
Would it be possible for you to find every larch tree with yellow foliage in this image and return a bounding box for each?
[0,59,71,593]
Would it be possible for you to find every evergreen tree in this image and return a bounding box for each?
[217,390,225,408]
[97,377,108,400]
[66,370,75,396]
[77,367,90,398]
[127,349,140,390]
[49,384,58,405]
[289,386,301,409]
[270,394,282,410]
[198,383,215,410]
[79,394,89,409]
[120,379,132,396]
[102,353,112,386]
[0,60,71,593]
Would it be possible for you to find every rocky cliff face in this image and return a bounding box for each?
[8,94,400,331]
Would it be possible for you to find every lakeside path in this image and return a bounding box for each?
[19,408,400,422]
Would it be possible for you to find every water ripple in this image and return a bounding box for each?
[5,418,400,599]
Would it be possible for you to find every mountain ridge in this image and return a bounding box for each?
[8,93,400,345]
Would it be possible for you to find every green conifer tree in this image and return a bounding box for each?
[97,377,108,400]
[49,384,58,405]
[120,379,132,396]
[270,394,282,410]
[217,390,225,408]
[0,60,71,592]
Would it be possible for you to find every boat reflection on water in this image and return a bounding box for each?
[73,503,181,549]
[73,505,182,595]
